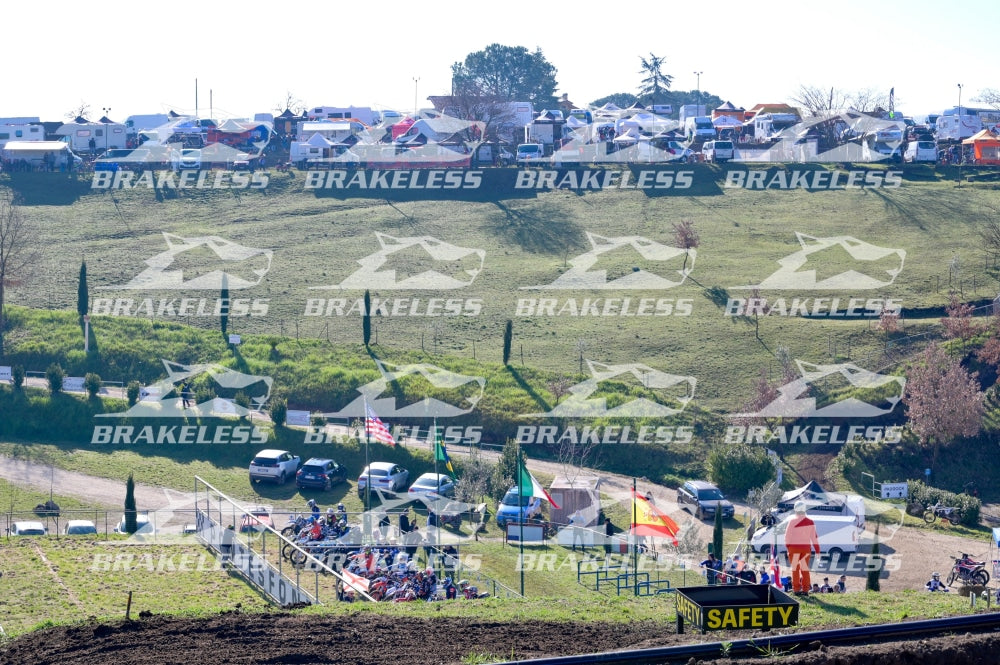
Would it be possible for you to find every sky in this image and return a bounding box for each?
[4,0,997,123]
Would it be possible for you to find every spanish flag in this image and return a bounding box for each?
[630,490,680,546]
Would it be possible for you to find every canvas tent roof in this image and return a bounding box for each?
[3,141,72,152]
[777,480,826,508]
[962,129,1000,144]
[713,115,743,128]
[715,101,743,111]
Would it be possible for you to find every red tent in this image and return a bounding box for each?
[963,129,1000,165]
[390,117,416,140]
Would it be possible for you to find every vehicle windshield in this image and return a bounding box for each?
[716,141,733,149]
[414,476,439,487]
[301,465,325,473]
[519,145,540,154]
[502,492,531,507]
[698,489,725,501]
[251,457,278,466]
[367,469,388,477]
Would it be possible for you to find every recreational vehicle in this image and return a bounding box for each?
[751,514,862,559]
[56,122,127,153]
[0,123,44,149]
[306,106,377,127]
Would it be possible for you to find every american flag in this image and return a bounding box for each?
[365,403,395,445]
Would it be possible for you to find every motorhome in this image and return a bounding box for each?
[684,116,716,141]
[0,123,44,149]
[935,107,984,141]
[306,106,377,127]
[748,113,800,141]
[56,122,127,153]
[679,104,706,126]
[751,514,862,559]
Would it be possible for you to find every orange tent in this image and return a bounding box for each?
[962,129,1000,165]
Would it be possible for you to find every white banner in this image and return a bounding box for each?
[212,398,237,415]
[880,482,908,499]
[0,366,11,381]
[228,334,242,345]
[286,410,311,427]
[63,376,85,392]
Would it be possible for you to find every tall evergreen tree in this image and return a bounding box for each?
[220,275,229,338]
[713,505,724,565]
[867,523,881,591]
[124,473,137,534]
[502,319,513,366]
[363,289,372,347]
[77,260,88,317]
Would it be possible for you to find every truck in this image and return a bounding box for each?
[684,116,716,141]
[525,120,566,146]
[751,514,862,560]
[679,104,706,126]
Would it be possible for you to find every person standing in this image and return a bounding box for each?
[784,501,820,596]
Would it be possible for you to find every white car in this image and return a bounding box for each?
[249,449,301,485]
[171,148,202,170]
[357,462,409,498]
[408,473,456,499]
[115,513,154,535]
[64,520,98,535]
[11,521,47,536]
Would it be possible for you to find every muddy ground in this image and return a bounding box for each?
[4,612,1000,665]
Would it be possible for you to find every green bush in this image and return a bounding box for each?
[11,365,24,391]
[126,380,141,406]
[46,363,65,395]
[907,479,980,526]
[708,444,775,495]
[270,396,287,427]
[84,372,102,398]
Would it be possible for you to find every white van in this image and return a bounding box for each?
[751,514,861,559]
[702,140,734,163]
[904,140,937,163]
[516,143,545,166]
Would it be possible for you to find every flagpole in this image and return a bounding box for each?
[433,418,438,559]
[519,444,524,597]
[632,477,638,596]
[364,399,371,546]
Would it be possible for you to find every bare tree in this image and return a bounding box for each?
[902,343,984,465]
[574,338,588,374]
[65,101,91,121]
[0,191,39,356]
[941,293,980,341]
[973,89,1000,109]
[548,377,571,405]
[273,91,305,116]
[672,220,699,273]
[791,85,851,116]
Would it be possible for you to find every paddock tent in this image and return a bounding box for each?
[1,141,79,168]
[963,129,1000,165]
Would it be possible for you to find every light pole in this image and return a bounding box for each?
[957,83,963,184]
[693,72,703,109]
[102,107,112,150]
[413,77,421,116]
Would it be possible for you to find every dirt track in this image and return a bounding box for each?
[4,611,1000,665]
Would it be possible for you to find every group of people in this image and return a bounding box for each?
[336,545,481,602]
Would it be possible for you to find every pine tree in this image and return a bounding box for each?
[502,319,513,365]
[77,260,88,317]
[866,523,881,591]
[220,276,230,339]
[363,290,372,347]
[124,473,137,534]
[713,505,724,563]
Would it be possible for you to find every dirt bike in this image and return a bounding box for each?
[948,553,990,586]
[923,502,962,526]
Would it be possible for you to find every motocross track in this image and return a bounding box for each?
[3,611,1000,665]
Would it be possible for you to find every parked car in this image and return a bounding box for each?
[495,486,542,528]
[64,520,98,535]
[94,148,134,172]
[357,462,409,498]
[239,506,274,533]
[171,148,202,170]
[11,521,47,536]
[677,480,735,520]
[296,458,348,491]
[664,140,694,162]
[702,140,735,163]
[407,472,456,499]
[904,140,937,163]
[249,449,301,485]
[114,513,154,535]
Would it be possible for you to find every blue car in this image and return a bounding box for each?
[495,486,541,528]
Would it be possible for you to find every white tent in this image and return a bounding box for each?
[713,115,743,128]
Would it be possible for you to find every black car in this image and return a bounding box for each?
[295,458,348,491]
[677,480,735,520]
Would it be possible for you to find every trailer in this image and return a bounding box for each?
[56,122,127,153]
[0,123,44,149]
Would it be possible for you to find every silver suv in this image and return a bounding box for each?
[677,480,734,521]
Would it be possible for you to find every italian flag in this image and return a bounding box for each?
[517,458,559,509]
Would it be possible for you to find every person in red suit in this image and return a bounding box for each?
[784,501,820,596]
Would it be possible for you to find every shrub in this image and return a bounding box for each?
[233,390,251,410]
[907,479,980,526]
[84,372,102,398]
[46,363,65,395]
[270,396,288,427]
[126,380,141,406]
[11,365,24,391]
[708,444,774,495]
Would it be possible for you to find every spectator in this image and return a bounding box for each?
[399,509,411,534]
[700,552,719,585]
[604,518,614,557]
[759,566,771,586]
[784,501,820,597]
[835,575,847,593]
[569,510,586,552]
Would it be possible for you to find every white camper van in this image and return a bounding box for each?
[751,514,861,559]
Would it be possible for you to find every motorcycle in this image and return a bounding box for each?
[948,553,990,586]
[923,502,962,526]
[281,513,310,537]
